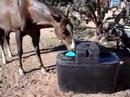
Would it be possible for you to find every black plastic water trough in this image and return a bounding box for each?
[56,42,121,93]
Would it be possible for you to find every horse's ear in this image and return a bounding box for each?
[51,13,62,22]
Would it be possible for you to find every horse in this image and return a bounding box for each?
[0,0,75,75]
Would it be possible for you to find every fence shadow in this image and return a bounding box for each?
[10,44,66,61]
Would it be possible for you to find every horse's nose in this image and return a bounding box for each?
[66,39,75,50]
[70,39,75,50]
[71,39,76,50]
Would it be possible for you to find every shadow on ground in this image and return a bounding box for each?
[6,45,66,73]
[9,45,66,62]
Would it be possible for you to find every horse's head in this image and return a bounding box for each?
[26,0,75,50]
[53,14,75,50]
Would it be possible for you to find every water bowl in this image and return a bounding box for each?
[99,52,119,65]
[65,51,76,57]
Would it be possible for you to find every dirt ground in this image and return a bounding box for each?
[0,28,130,97]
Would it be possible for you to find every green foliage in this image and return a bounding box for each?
[48,0,53,2]
[45,0,73,6]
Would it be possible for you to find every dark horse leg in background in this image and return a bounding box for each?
[0,29,7,64]
[0,29,12,64]
[4,31,12,58]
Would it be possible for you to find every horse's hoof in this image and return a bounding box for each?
[8,54,13,58]
[3,59,7,64]
[19,68,25,76]
[41,67,47,75]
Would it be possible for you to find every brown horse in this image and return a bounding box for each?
[0,0,75,75]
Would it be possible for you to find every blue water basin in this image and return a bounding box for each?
[65,51,76,57]
[99,52,119,64]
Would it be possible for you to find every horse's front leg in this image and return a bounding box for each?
[31,31,46,73]
[15,31,25,75]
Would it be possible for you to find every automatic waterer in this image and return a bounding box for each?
[56,41,121,93]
